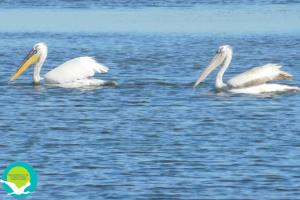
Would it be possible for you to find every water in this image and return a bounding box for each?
[1,5,300,33]
[0,2,300,200]
[0,0,300,8]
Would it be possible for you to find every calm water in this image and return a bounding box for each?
[0,1,300,200]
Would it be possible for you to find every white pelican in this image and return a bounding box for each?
[193,45,300,94]
[0,179,31,195]
[10,42,117,87]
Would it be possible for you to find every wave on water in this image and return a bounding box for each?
[0,0,299,9]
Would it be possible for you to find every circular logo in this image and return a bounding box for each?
[1,162,37,198]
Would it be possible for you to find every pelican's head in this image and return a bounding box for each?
[193,45,233,88]
[10,42,48,81]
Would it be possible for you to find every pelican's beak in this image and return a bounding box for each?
[10,48,39,81]
[193,51,225,88]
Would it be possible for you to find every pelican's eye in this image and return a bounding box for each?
[33,49,38,54]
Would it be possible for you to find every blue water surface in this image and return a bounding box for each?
[0,1,300,200]
[1,5,300,33]
[1,0,300,8]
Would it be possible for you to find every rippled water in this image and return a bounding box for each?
[0,32,299,199]
[0,0,299,8]
[0,1,300,199]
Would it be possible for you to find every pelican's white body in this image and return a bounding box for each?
[230,83,300,94]
[24,43,115,87]
[43,57,111,88]
[194,45,299,94]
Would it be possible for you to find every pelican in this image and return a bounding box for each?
[10,42,117,87]
[193,45,299,94]
[0,179,31,195]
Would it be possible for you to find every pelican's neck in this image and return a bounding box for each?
[33,50,47,84]
[216,51,232,90]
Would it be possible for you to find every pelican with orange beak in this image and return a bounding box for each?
[194,45,299,94]
[10,42,116,87]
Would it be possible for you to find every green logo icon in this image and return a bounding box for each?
[1,162,37,198]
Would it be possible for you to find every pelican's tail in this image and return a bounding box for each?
[279,71,293,80]
[292,86,300,92]
[101,80,118,87]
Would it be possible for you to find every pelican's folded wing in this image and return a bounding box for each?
[44,57,109,84]
[227,64,292,88]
